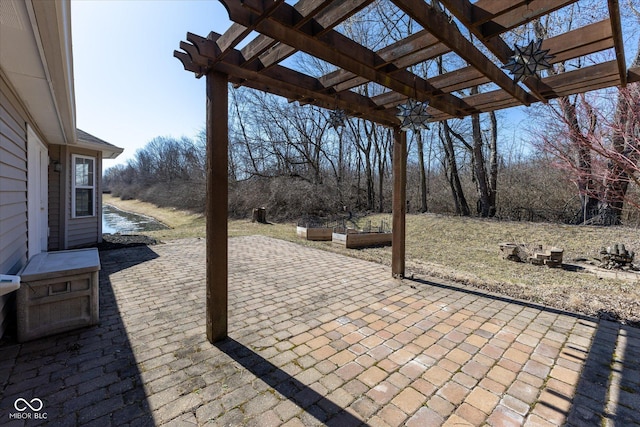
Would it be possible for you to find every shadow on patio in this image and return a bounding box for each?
[406,277,640,426]
[0,245,158,426]
[1,236,638,426]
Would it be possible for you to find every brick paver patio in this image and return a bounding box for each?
[1,236,639,426]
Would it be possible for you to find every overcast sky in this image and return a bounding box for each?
[71,0,231,170]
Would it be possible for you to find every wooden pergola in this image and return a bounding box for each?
[175,0,639,343]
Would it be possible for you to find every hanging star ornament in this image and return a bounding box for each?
[328,109,346,130]
[502,39,555,82]
[396,99,432,131]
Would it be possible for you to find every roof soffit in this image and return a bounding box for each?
[0,0,75,145]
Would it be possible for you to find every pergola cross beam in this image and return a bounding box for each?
[242,0,373,68]
[219,0,472,118]
[391,0,534,106]
[175,33,399,127]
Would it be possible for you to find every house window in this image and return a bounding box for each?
[72,155,95,217]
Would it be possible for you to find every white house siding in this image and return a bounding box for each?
[0,79,29,338]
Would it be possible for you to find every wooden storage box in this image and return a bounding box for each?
[17,248,100,342]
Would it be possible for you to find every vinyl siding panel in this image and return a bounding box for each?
[48,145,61,250]
[67,217,98,247]
[0,81,28,338]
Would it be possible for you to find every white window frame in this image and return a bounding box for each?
[72,154,96,218]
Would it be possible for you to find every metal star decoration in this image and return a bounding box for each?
[503,39,555,82]
[396,99,432,131]
[328,109,346,130]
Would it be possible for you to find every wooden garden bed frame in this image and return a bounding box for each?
[296,226,333,241]
[332,230,392,249]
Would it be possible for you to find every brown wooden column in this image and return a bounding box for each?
[206,71,228,343]
[392,128,407,278]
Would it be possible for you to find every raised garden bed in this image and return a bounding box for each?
[296,226,333,241]
[332,230,392,249]
[332,219,392,249]
[296,217,335,241]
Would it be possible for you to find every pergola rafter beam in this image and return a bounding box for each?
[542,20,614,65]
[319,30,447,93]
[371,66,490,109]
[474,0,576,40]
[440,0,549,101]
[218,0,472,118]
[391,0,534,107]
[176,32,399,127]
[444,0,561,28]
[607,0,627,86]
[248,0,373,69]
[427,60,626,122]
[443,0,621,102]
[214,0,286,62]
[237,0,359,67]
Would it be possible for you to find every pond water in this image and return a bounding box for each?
[102,204,168,234]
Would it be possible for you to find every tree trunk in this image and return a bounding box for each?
[488,111,498,217]
[558,96,599,223]
[602,38,640,224]
[469,87,497,218]
[471,107,491,217]
[437,55,469,216]
[376,130,390,213]
[440,121,470,216]
[416,130,428,212]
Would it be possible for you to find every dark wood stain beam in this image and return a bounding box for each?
[478,0,577,39]
[184,32,399,127]
[174,50,206,76]
[607,0,627,86]
[239,0,358,66]
[393,0,533,106]
[538,61,621,98]
[328,42,452,94]
[219,0,470,117]
[372,66,490,108]
[440,0,548,101]
[429,61,622,120]
[319,30,447,92]
[215,1,285,61]
[256,0,373,68]
[392,129,407,278]
[205,71,229,343]
[542,20,614,64]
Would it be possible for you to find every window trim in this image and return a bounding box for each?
[71,154,96,218]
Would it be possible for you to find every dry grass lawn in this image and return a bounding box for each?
[103,195,640,326]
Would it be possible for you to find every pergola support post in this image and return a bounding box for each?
[392,128,407,278]
[206,71,228,343]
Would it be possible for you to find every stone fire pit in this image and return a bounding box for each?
[499,243,564,268]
